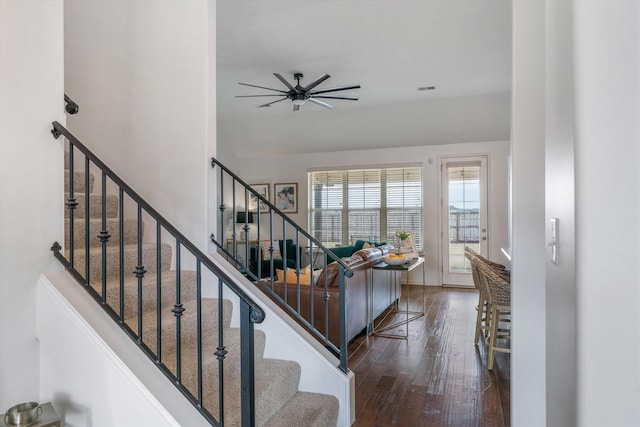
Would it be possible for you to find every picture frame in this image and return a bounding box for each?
[249,184,270,213]
[273,183,298,213]
[396,230,418,259]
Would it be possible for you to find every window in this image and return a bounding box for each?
[308,166,423,251]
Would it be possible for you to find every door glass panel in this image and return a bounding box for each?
[448,165,480,274]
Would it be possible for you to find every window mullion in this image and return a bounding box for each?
[342,171,349,246]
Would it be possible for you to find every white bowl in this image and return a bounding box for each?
[383,255,407,265]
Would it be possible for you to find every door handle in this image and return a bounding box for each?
[482,236,487,241]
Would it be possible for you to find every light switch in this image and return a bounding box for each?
[550,218,559,265]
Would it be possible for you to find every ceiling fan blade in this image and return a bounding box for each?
[274,73,296,91]
[309,84,361,95]
[258,97,288,108]
[236,94,288,98]
[312,95,359,101]
[293,104,301,112]
[238,82,288,93]
[303,74,331,92]
[307,98,334,110]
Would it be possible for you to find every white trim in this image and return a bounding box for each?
[307,162,423,172]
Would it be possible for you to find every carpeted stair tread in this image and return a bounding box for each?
[64,169,94,193]
[69,242,172,283]
[163,327,268,396]
[66,217,138,249]
[89,270,199,319]
[64,193,119,219]
[263,391,339,427]
[199,358,302,427]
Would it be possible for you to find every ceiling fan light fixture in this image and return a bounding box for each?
[292,98,306,106]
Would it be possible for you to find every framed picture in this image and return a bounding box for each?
[274,183,298,213]
[249,184,270,213]
[396,230,418,259]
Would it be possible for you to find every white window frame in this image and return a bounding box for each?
[308,165,423,250]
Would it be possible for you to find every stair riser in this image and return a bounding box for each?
[66,218,138,249]
[64,170,94,193]
[69,243,172,283]
[64,193,119,219]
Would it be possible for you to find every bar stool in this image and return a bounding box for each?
[474,257,511,370]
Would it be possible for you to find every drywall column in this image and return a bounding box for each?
[0,0,65,407]
[511,2,547,426]
[574,3,640,425]
[544,1,577,425]
[64,0,209,248]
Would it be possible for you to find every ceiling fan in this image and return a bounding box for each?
[236,72,360,112]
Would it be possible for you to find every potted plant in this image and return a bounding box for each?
[396,231,410,241]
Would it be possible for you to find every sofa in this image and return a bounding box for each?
[327,239,388,259]
[249,239,303,278]
[269,244,399,347]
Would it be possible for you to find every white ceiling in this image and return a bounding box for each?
[217,0,512,158]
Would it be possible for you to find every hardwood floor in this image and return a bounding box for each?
[348,286,510,427]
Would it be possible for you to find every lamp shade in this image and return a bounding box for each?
[236,212,254,224]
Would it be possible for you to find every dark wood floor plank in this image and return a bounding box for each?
[348,286,510,427]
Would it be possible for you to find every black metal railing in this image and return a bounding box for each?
[210,157,353,373]
[51,121,264,427]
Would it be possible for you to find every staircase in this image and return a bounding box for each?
[60,142,339,426]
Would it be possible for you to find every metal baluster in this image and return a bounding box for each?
[240,299,256,427]
[216,277,227,425]
[156,222,163,361]
[118,188,124,322]
[99,171,110,303]
[282,221,288,305]
[67,144,77,268]
[134,205,146,342]
[295,231,301,313]
[196,260,203,405]
[173,241,183,382]
[84,156,90,283]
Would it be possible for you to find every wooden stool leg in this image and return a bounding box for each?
[488,306,499,370]
[474,291,486,344]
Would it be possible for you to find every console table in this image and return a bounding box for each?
[369,257,425,339]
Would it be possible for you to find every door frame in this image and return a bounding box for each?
[439,154,489,287]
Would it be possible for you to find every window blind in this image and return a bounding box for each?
[308,166,423,250]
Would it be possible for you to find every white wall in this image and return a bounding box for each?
[511,2,547,426]
[513,2,640,426]
[37,273,204,427]
[574,2,640,425]
[64,0,211,249]
[0,0,65,409]
[228,140,510,286]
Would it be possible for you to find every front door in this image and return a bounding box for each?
[441,156,488,287]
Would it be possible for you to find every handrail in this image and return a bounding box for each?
[53,121,265,323]
[51,121,264,426]
[210,156,354,373]
[64,94,79,115]
[210,157,354,277]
